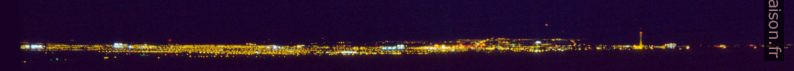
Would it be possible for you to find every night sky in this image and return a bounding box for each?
[18,0,792,44]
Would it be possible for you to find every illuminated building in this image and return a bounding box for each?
[630,31,645,50]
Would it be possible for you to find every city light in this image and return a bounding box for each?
[381,44,406,50]
[715,44,728,49]
[29,44,44,49]
[665,43,677,49]
[20,38,696,56]
[535,41,542,44]
[113,43,125,49]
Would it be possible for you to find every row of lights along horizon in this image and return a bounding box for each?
[23,38,783,56]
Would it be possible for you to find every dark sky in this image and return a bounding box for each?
[18,0,792,44]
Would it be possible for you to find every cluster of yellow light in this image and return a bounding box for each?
[715,44,728,49]
[21,42,688,56]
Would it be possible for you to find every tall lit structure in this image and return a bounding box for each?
[632,31,644,50]
[638,31,644,48]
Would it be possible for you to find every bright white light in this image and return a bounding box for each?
[341,51,357,54]
[396,44,405,49]
[271,45,279,50]
[535,41,542,44]
[29,44,44,49]
[113,43,124,48]
[665,43,676,49]
[381,44,406,50]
